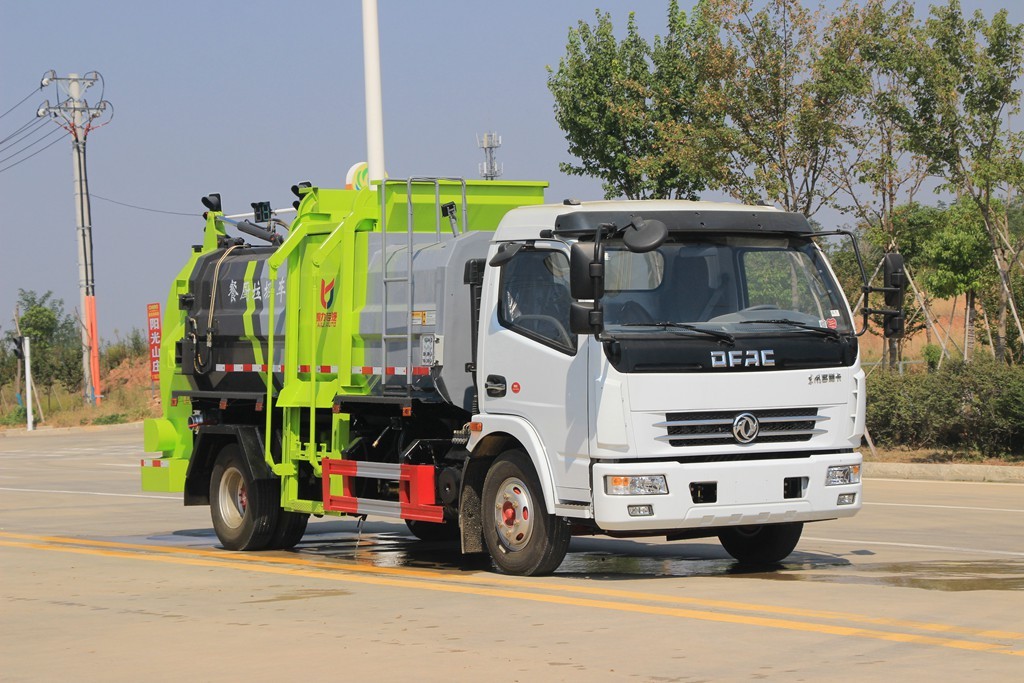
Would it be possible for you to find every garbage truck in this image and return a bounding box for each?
[142,177,904,575]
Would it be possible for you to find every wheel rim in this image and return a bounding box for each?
[218,467,247,529]
[492,476,533,552]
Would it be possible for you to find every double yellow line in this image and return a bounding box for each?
[2,530,1021,657]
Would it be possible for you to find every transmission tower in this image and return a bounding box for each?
[36,71,112,406]
[477,131,502,180]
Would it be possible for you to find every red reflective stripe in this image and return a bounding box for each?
[298,365,310,373]
[412,367,430,376]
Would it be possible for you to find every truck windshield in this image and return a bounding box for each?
[600,235,853,336]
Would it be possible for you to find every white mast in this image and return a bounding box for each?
[362,0,386,183]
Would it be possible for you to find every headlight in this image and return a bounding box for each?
[605,475,668,495]
[826,464,861,486]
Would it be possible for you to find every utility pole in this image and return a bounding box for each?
[23,338,34,431]
[477,131,502,180]
[37,71,112,406]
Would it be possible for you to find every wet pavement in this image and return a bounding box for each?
[3,426,1024,681]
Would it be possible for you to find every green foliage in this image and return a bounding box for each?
[546,1,729,199]
[0,405,27,426]
[91,413,127,426]
[867,358,1024,456]
[918,201,994,298]
[689,0,870,216]
[921,343,942,370]
[901,0,1024,193]
[102,328,148,373]
[831,1,927,238]
[898,0,1024,360]
[2,290,83,401]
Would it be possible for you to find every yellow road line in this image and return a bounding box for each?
[1,534,1021,657]
[2,530,1021,642]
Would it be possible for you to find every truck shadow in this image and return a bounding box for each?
[159,521,1022,590]
[277,520,849,579]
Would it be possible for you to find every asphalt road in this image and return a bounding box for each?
[1,425,1022,681]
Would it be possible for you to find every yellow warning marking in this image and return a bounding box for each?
[1,532,1021,657]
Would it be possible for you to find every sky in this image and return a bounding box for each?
[1,0,1020,342]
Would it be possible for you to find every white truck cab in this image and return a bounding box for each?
[467,200,891,573]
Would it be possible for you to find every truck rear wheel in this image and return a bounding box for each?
[482,451,570,576]
[718,522,803,564]
[270,511,309,550]
[209,444,279,551]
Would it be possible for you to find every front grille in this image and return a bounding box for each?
[655,407,825,447]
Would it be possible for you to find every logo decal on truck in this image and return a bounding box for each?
[320,279,336,309]
[317,279,338,327]
[732,412,760,443]
[710,349,775,368]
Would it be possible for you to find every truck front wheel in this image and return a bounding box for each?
[209,444,279,551]
[482,451,570,576]
[718,522,803,564]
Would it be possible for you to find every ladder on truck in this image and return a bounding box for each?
[320,179,468,522]
[376,177,467,392]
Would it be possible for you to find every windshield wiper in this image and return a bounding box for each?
[619,321,735,344]
[739,318,842,339]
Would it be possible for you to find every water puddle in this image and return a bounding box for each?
[128,520,1024,591]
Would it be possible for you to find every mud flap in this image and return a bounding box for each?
[458,457,489,553]
[184,425,275,505]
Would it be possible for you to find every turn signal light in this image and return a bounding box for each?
[605,475,668,496]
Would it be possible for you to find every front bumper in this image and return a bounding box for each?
[592,452,862,532]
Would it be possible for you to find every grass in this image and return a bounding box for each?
[0,381,159,430]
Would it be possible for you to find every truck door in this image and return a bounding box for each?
[479,247,591,502]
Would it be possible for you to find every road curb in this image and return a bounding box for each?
[865,461,1024,484]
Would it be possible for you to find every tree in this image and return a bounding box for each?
[701,0,868,217]
[547,2,728,199]
[4,290,83,406]
[900,0,1024,362]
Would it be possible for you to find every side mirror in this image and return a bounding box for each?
[570,302,604,335]
[489,242,523,267]
[882,252,906,339]
[622,216,668,253]
[569,242,604,300]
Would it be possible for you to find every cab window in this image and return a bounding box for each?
[498,250,576,354]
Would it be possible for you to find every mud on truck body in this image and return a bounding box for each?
[142,178,904,575]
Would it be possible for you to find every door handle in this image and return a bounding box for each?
[485,374,506,398]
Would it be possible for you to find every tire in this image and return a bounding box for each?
[718,522,803,564]
[270,511,310,550]
[209,444,279,551]
[481,451,570,576]
[405,519,460,542]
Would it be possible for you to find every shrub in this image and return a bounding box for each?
[867,358,1024,457]
[92,413,127,426]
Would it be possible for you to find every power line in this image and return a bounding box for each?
[0,115,47,146]
[0,122,64,161]
[0,87,41,120]
[0,129,69,174]
[90,193,199,217]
